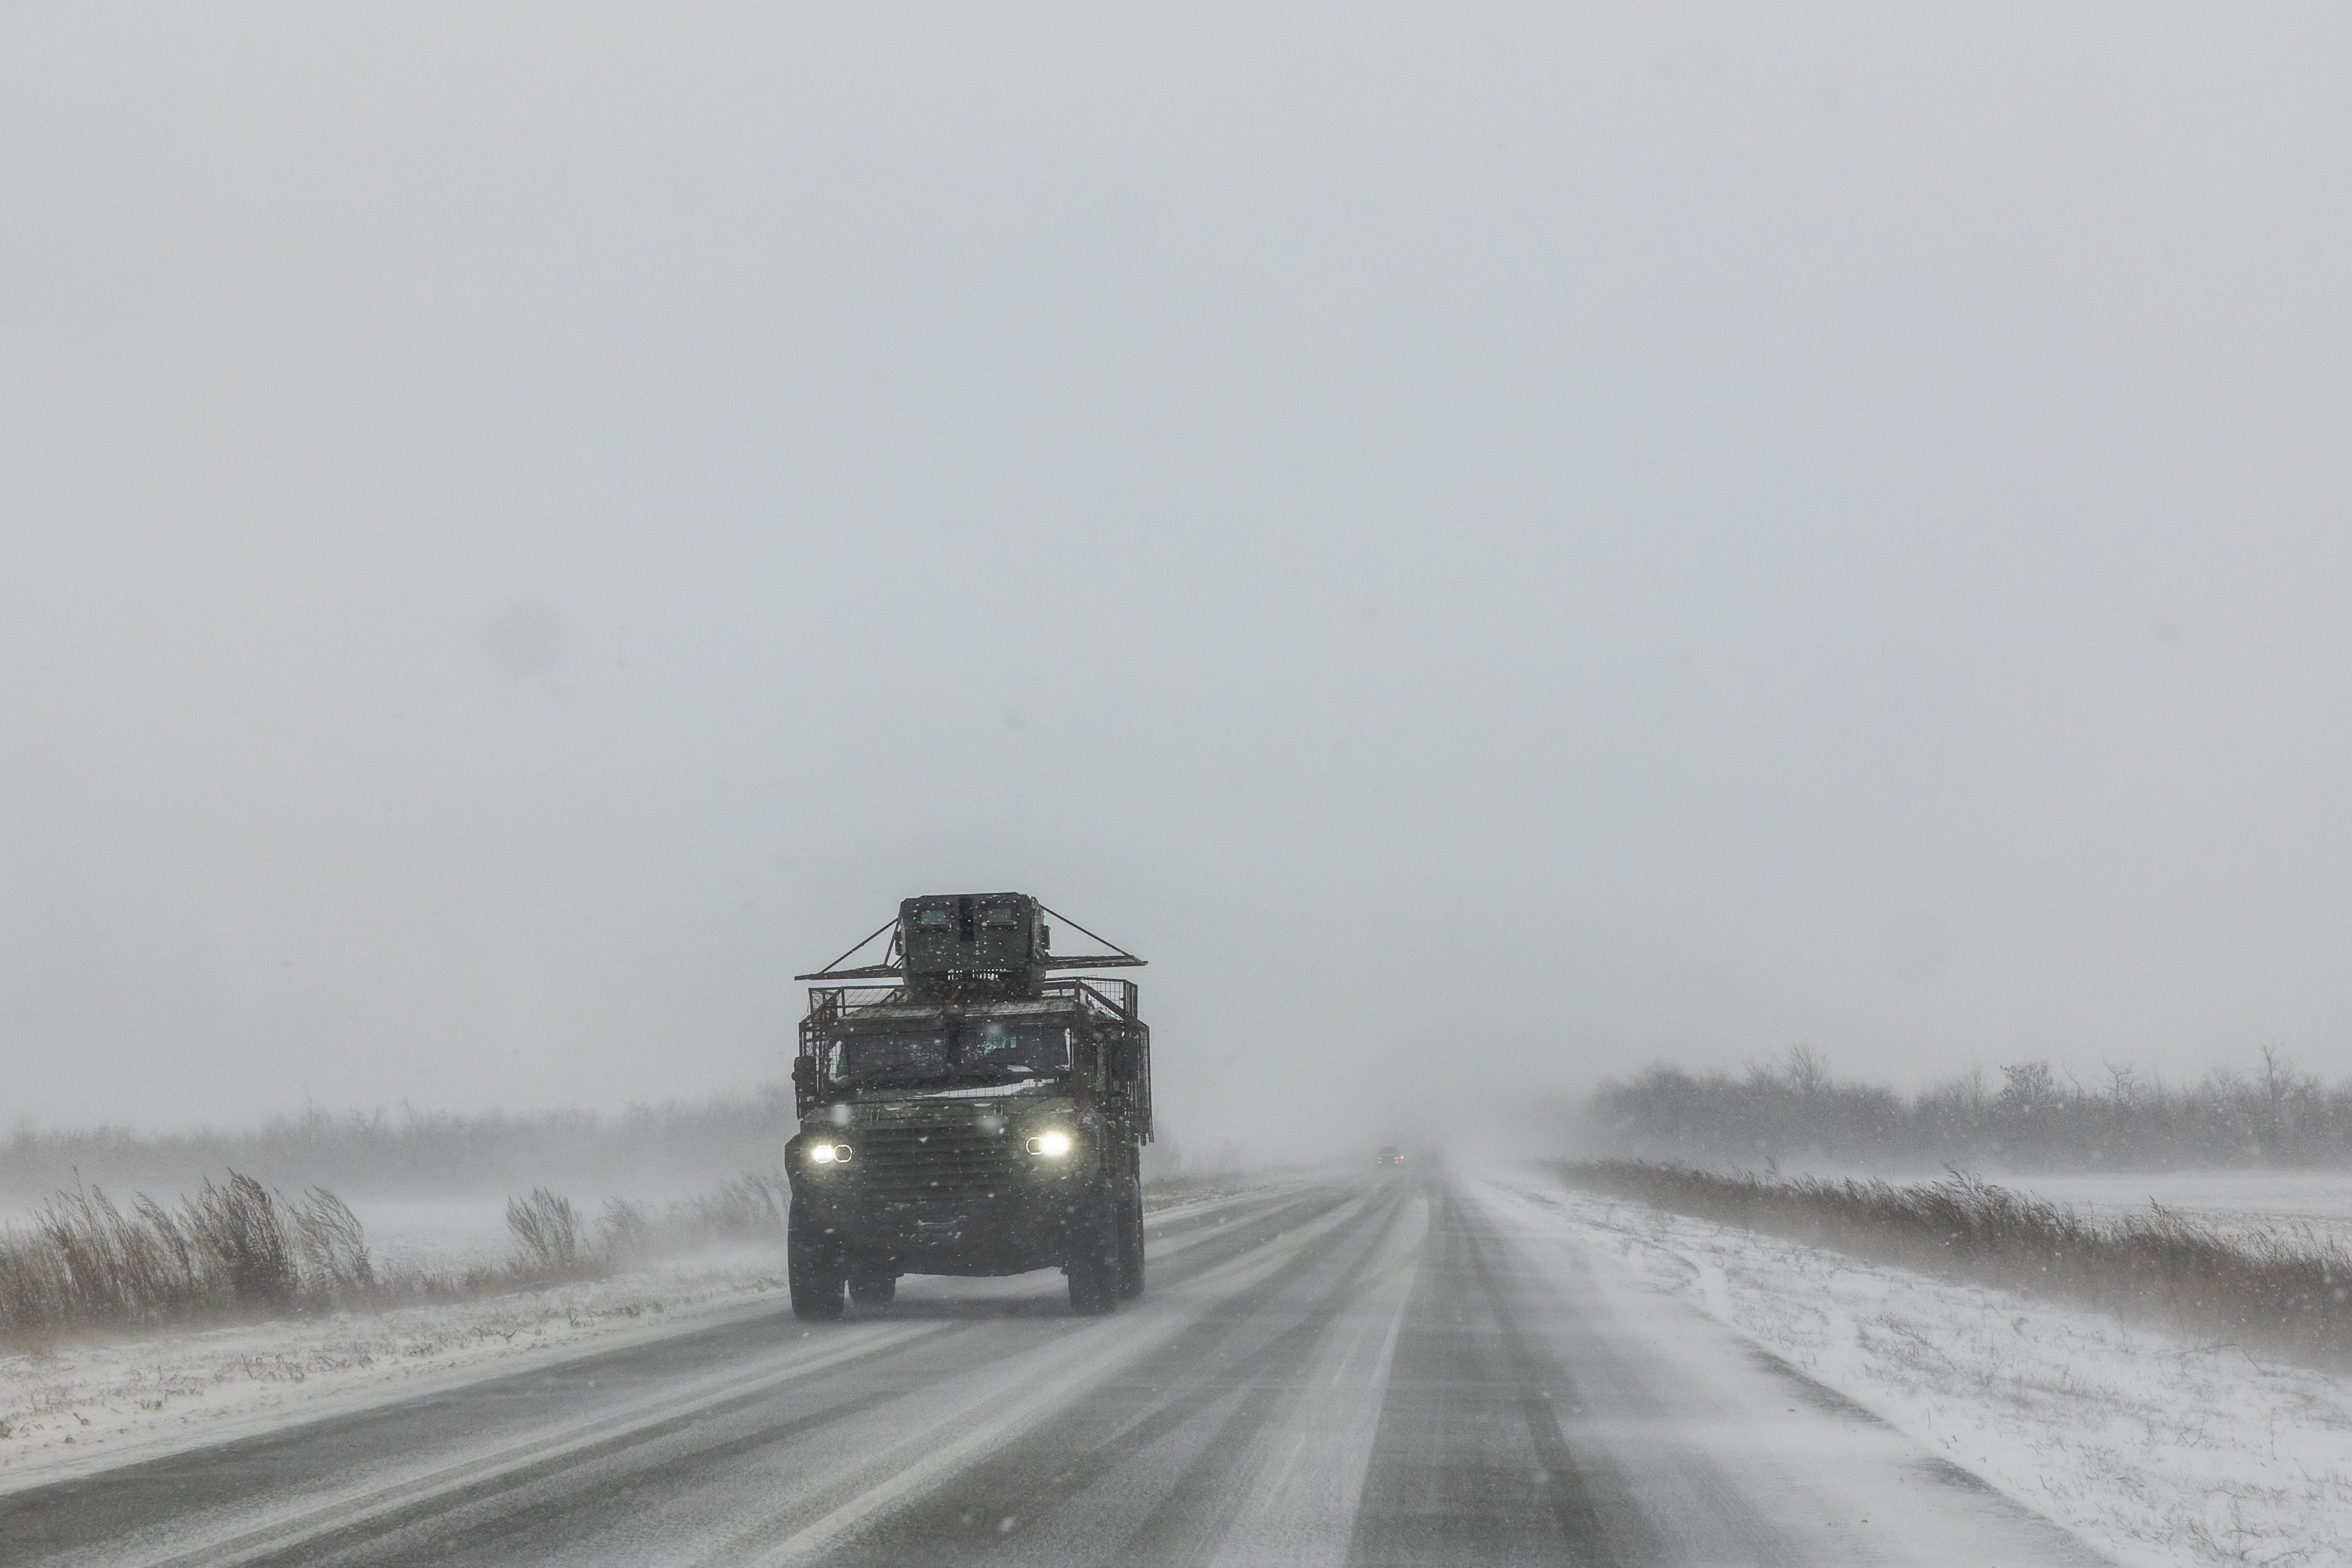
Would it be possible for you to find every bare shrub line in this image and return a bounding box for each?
[2,1174,356,1333]
[1557,1160,2352,1372]
[2,1168,800,1342]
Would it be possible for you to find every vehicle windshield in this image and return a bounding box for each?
[825,1020,1070,1091]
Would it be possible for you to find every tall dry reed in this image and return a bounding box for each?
[1558,1160,2352,1370]
[506,1188,585,1273]
[2,1168,802,1342]
[0,1174,381,1335]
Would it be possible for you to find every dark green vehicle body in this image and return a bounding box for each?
[784,893,1150,1318]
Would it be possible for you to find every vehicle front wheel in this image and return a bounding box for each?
[788,1206,847,1321]
[1116,1181,1145,1300]
[1066,1189,1121,1315]
[848,1272,897,1308]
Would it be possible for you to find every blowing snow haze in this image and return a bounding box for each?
[2,6,2348,1162]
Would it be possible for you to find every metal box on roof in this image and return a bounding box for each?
[899,892,1046,996]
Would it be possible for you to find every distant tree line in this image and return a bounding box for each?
[1,1088,800,1204]
[3,1089,1202,1205]
[1578,1046,2352,1171]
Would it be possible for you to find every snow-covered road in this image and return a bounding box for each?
[2,1171,2107,1566]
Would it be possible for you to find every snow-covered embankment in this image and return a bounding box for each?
[1485,1174,2352,1568]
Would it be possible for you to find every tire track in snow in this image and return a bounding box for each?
[825,1179,1419,1568]
[703,1186,1384,1567]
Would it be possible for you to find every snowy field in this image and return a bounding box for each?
[1496,1172,2352,1568]
[343,1196,543,1272]
[1743,1164,2352,1256]
[2010,1169,2352,1253]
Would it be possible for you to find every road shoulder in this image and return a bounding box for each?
[1484,1169,2352,1568]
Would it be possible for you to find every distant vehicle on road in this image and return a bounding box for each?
[1376,1146,1405,1167]
[786,893,1152,1319]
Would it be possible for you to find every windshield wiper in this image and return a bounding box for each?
[854,1064,955,1088]
[955,1063,1050,1083]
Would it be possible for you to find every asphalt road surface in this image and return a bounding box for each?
[4,1171,2110,1567]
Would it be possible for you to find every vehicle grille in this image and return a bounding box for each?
[854,1124,1025,1202]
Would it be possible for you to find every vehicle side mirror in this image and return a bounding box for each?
[792,1056,816,1090]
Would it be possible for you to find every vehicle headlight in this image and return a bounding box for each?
[1025,1130,1073,1158]
[809,1141,852,1165]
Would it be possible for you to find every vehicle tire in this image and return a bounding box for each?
[848,1272,897,1308]
[1066,1187,1120,1315]
[1116,1180,1145,1299]
[788,1206,847,1321]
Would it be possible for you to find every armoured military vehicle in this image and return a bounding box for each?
[784,893,1150,1319]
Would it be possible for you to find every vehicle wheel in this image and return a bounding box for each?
[1116,1181,1145,1299]
[1066,1188,1120,1315]
[848,1273,897,1308]
[788,1206,847,1321]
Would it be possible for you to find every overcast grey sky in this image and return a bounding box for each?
[4,4,2349,1156]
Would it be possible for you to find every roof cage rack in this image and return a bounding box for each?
[793,895,1144,989]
